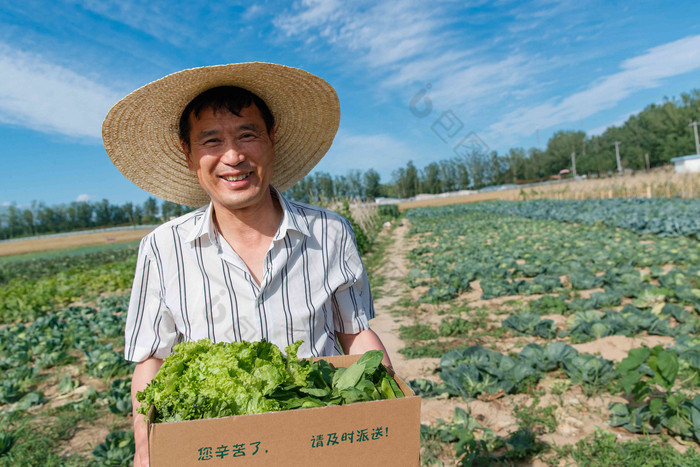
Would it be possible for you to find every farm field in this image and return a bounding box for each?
[0,228,154,257]
[371,197,700,465]
[1,197,700,465]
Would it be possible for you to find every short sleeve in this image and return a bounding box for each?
[124,236,178,362]
[332,222,375,334]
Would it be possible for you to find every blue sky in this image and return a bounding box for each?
[1,0,700,206]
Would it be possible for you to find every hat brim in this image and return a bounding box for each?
[102,62,340,207]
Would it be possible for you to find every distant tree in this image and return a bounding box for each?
[488,151,508,186]
[438,160,457,192]
[333,175,351,199]
[543,130,586,176]
[362,169,382,200]
[346,170,364,199]
[404,161,419,197]
[504,148,527,183]
[313,172,335,201]
[94,199,112,226]
[464,150,489,189]
[421,162,441,194]
[142,197,159,224]
[453,158,470,189]
[21,208,35,236]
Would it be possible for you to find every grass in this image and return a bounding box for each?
[0,403,104,467]
[438,317,478,337]
[550,429,700,467]
[399,324,439,341]
[514,398,558,435]
[399,341,463,359]
[363,218,400,300]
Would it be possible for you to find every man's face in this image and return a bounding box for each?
[182,103,276,213]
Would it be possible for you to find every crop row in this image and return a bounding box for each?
[409,197,700,239]
[412,338,700,444]
[0,256,136,324]
[405,208,700,308]
[0,244,138,286]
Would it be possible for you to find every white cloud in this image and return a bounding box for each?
[0,43,121,139]
[314,129,426,181]
[274,1,539,114]
[487,35,700,141]
[1,201,10,207]
[275,0,444,70]
[76,194,91,202]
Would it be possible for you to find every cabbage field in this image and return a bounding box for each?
[1,197,700,465]
[396,198,700,465]
[0,245,138,466]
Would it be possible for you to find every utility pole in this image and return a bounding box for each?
[613,141,622,174]
[571,151,577,177]
[690,121,700,156]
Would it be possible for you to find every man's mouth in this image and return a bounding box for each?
[221,172,251,182]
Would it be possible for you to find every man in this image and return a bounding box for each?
[102,63,392,466]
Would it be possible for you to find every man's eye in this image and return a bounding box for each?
[204,138,221,145]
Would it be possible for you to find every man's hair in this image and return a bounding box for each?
[178,86,275,149]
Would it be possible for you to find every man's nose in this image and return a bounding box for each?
[220,141,245,165]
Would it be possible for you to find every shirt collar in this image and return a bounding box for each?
[184,186,310,245]
[184,202,218,245]
[272,186,311,240]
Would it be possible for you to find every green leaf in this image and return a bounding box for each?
[653,350,679,390]
[648,397,663,416]
[356,350,384,373]
[619,371,642,395]
[333,361,366,391]
[617,347,649,374]
[379,376,398,399]
[300,387,330,398]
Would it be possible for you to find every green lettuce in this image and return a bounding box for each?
[137,339,402,422]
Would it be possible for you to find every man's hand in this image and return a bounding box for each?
[131,357,163,467]
[336,328,393,370]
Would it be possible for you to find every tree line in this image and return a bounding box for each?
[2,89,699,237]
[288,89,700,202]
[0,198,193,240]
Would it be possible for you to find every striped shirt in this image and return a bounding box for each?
[124,189,374,362]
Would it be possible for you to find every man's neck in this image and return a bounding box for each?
[212,189,283,243]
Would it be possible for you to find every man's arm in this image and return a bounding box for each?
[132,357,163,467]
[337,329,393,370]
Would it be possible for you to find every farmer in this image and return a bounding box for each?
[102,63,392,466]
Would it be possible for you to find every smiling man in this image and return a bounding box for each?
[102,63,392,466]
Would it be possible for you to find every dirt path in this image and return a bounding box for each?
[369,222,462,426]
[369,221,412,376]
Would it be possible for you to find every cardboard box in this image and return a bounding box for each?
[147,354,421,466]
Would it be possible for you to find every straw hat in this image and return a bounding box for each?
[102,62,340,207]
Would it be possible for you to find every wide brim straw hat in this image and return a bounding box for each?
[102,62,340,207]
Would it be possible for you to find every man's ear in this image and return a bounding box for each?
[181,140,195,171]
